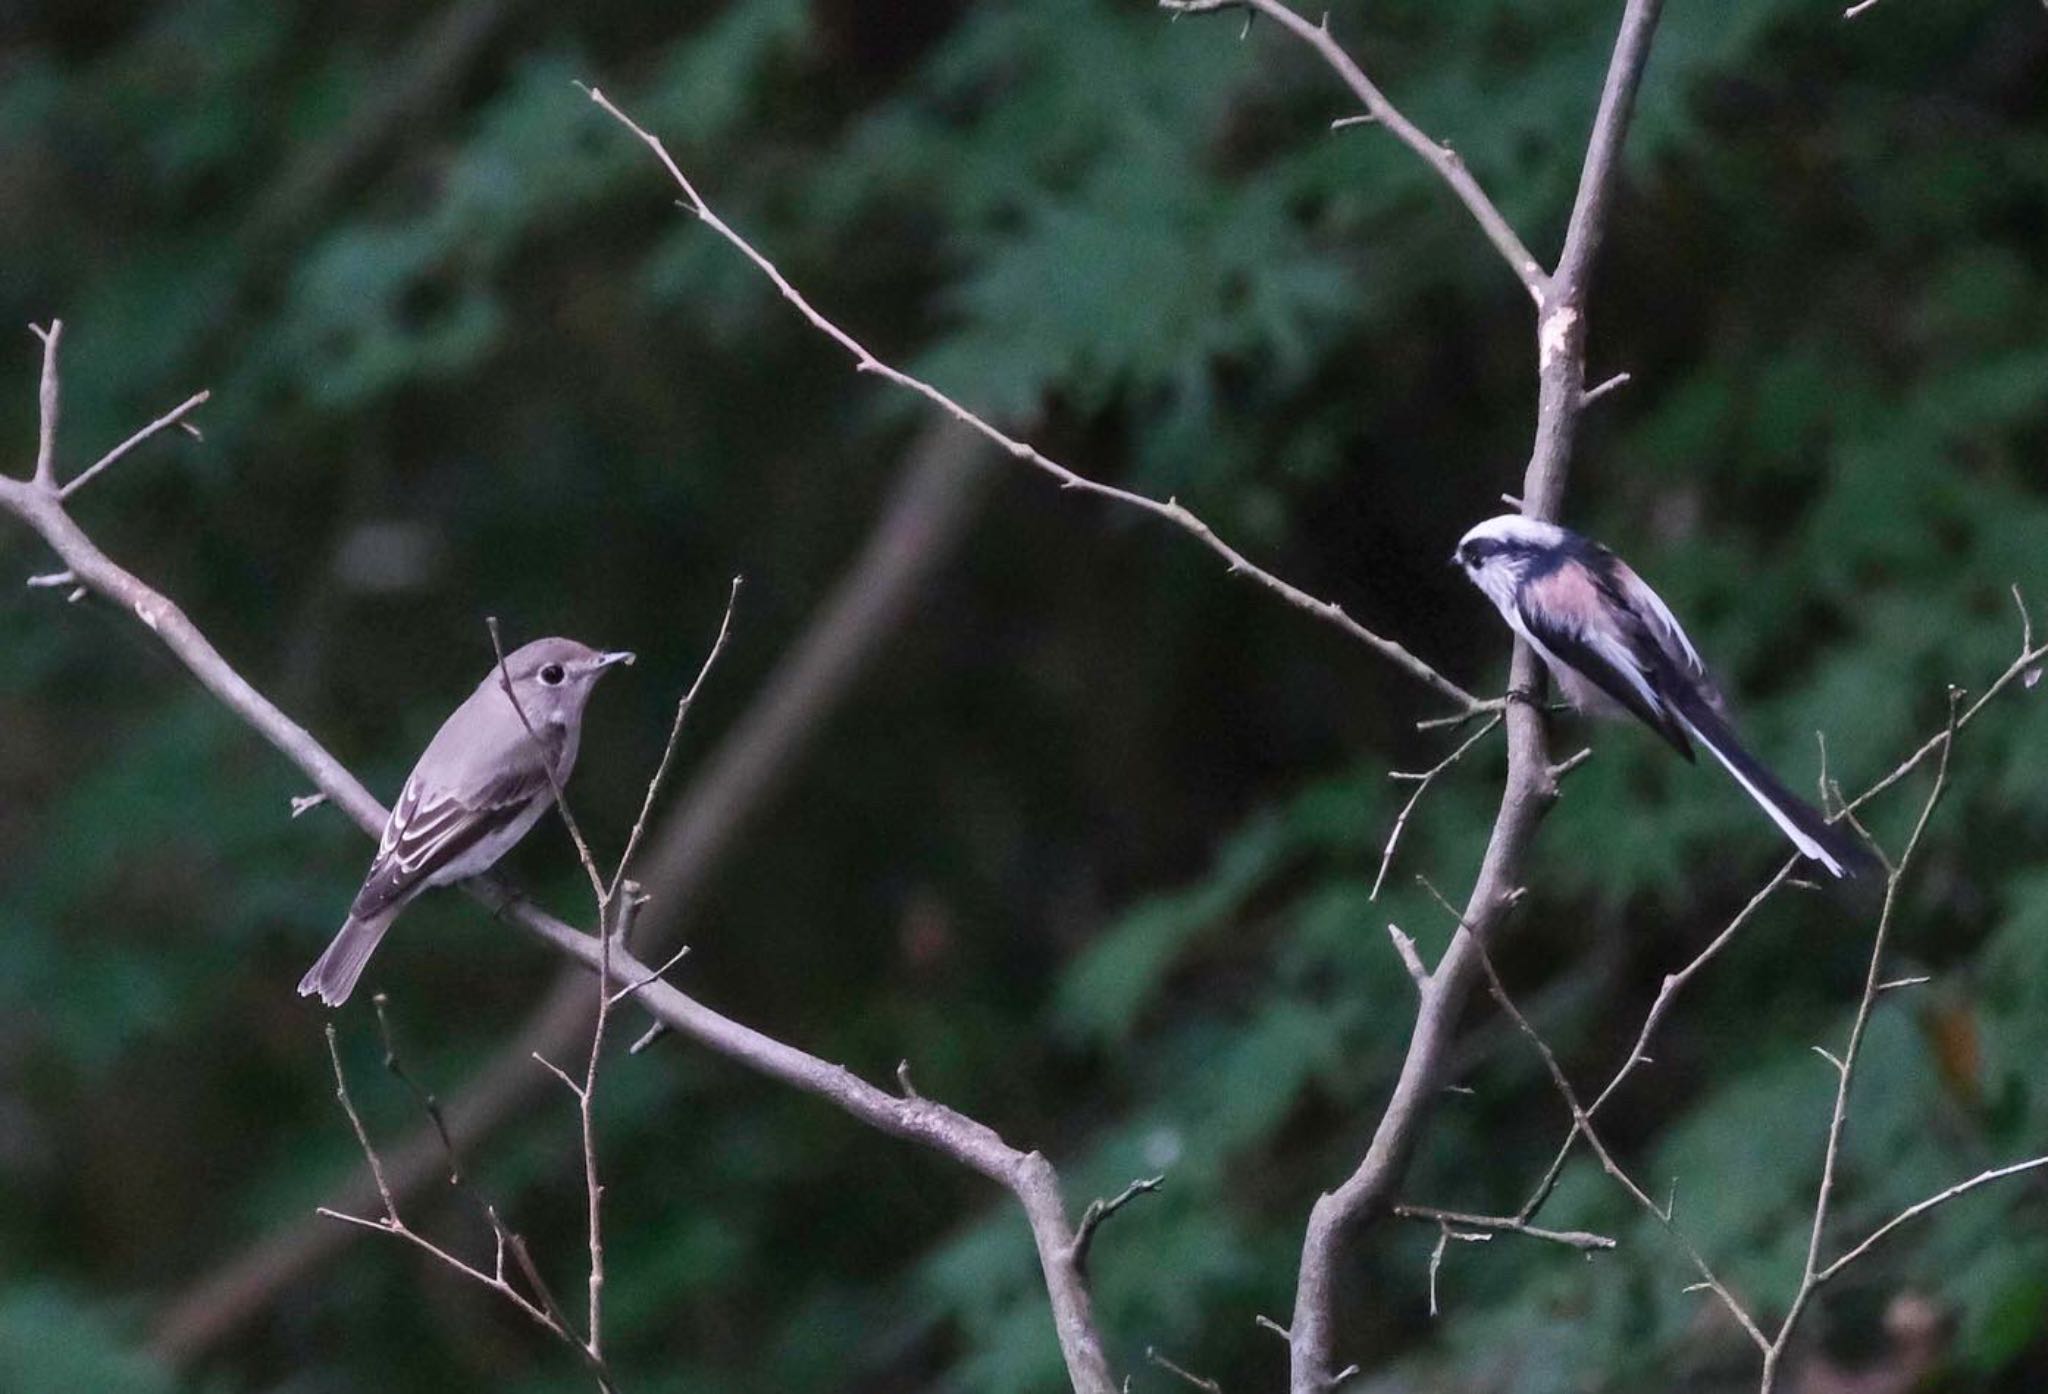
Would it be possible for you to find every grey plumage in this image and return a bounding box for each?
[298,637,633,1006]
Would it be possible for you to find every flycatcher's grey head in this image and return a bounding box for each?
[484,636,636,729]
[296,634,634,1007]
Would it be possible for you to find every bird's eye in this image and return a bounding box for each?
[539,663,566,687]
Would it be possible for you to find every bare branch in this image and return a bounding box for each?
[608,577,742,903]
[59,390,210,500]
[1281,5,1667,1387]
[1385,924,1430,992]
[578,84,1483,716]
[1521,612,2048,1227]
[1424,1222,1491,1317]
[1816,1155,2048,1283]
[1146,1346,1223,1394]
[1471,937,1767,1350]
[1392,1204,1615,1252]
[145,422,997,1363]
[1070,1174,1166,1277]
[1159,0,1549,302]
[605,941,690,1009]
[29,321,60,486]
[1581,371,1632,406]
[1372,714,1502,899]
[1759,692,1964,1392]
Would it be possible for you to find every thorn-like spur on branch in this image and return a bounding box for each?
[1580,371,1631,407]
[577,83,1483,718]
[1070,1175,1166,1277]
[1386,924,1430,991]
[1158,0,1550,303]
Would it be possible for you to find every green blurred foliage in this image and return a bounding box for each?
[0,0,2043,1391]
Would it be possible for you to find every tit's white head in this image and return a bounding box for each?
[1452,514,1566,615]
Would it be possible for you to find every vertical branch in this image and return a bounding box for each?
[1263,3,1665,1388]
[29,321,62,487]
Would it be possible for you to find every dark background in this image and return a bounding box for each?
[1,1,2045,1390]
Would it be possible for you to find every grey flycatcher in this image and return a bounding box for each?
[297,636,635,1007]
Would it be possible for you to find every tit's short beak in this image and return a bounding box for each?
[594,650,636,670]
[1448,552,1461,568]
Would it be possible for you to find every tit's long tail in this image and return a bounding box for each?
[1667,690,1867,879]
[297,908,399,1007]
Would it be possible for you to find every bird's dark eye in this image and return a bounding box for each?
[539,663,566,686]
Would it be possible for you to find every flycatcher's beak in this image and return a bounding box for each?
[593,650,636,670]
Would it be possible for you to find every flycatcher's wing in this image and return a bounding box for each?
[349,761,551,920]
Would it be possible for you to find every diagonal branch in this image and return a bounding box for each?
[59,390,210,500]
[5,334,1123,1394]
[578,85,1483,717]
[151,417,988,1364]
[1159,0,1549,302]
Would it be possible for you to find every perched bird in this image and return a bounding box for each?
[1453,514,1864,877]
[298,637,635,1006]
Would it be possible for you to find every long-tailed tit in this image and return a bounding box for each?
[1453,514,1865,878]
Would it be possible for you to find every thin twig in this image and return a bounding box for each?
[1520,605,2048,1225]
[1471,935,1767,1351]
[1386,924,1430,991]
[29,322,60,487]
[1424,1222,1491,1317]
[578,84,1484,716]
[1392,1203,1615,1252]
[1158,0,1550,301]
[59,390,210,500]
[1761,691,1964,1392]
[484,616,609,910]
[317,1024,607,1384]
[1815,1155,2048,1282]
[1372,714,1502,899]
[1145,1346,1223,1393]
[605,941,690,1009]
[606,577,742,903]
[1070,1175,1166,1277]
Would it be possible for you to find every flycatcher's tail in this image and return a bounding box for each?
[1669,691,1868,879]
[297,910,397,1007]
